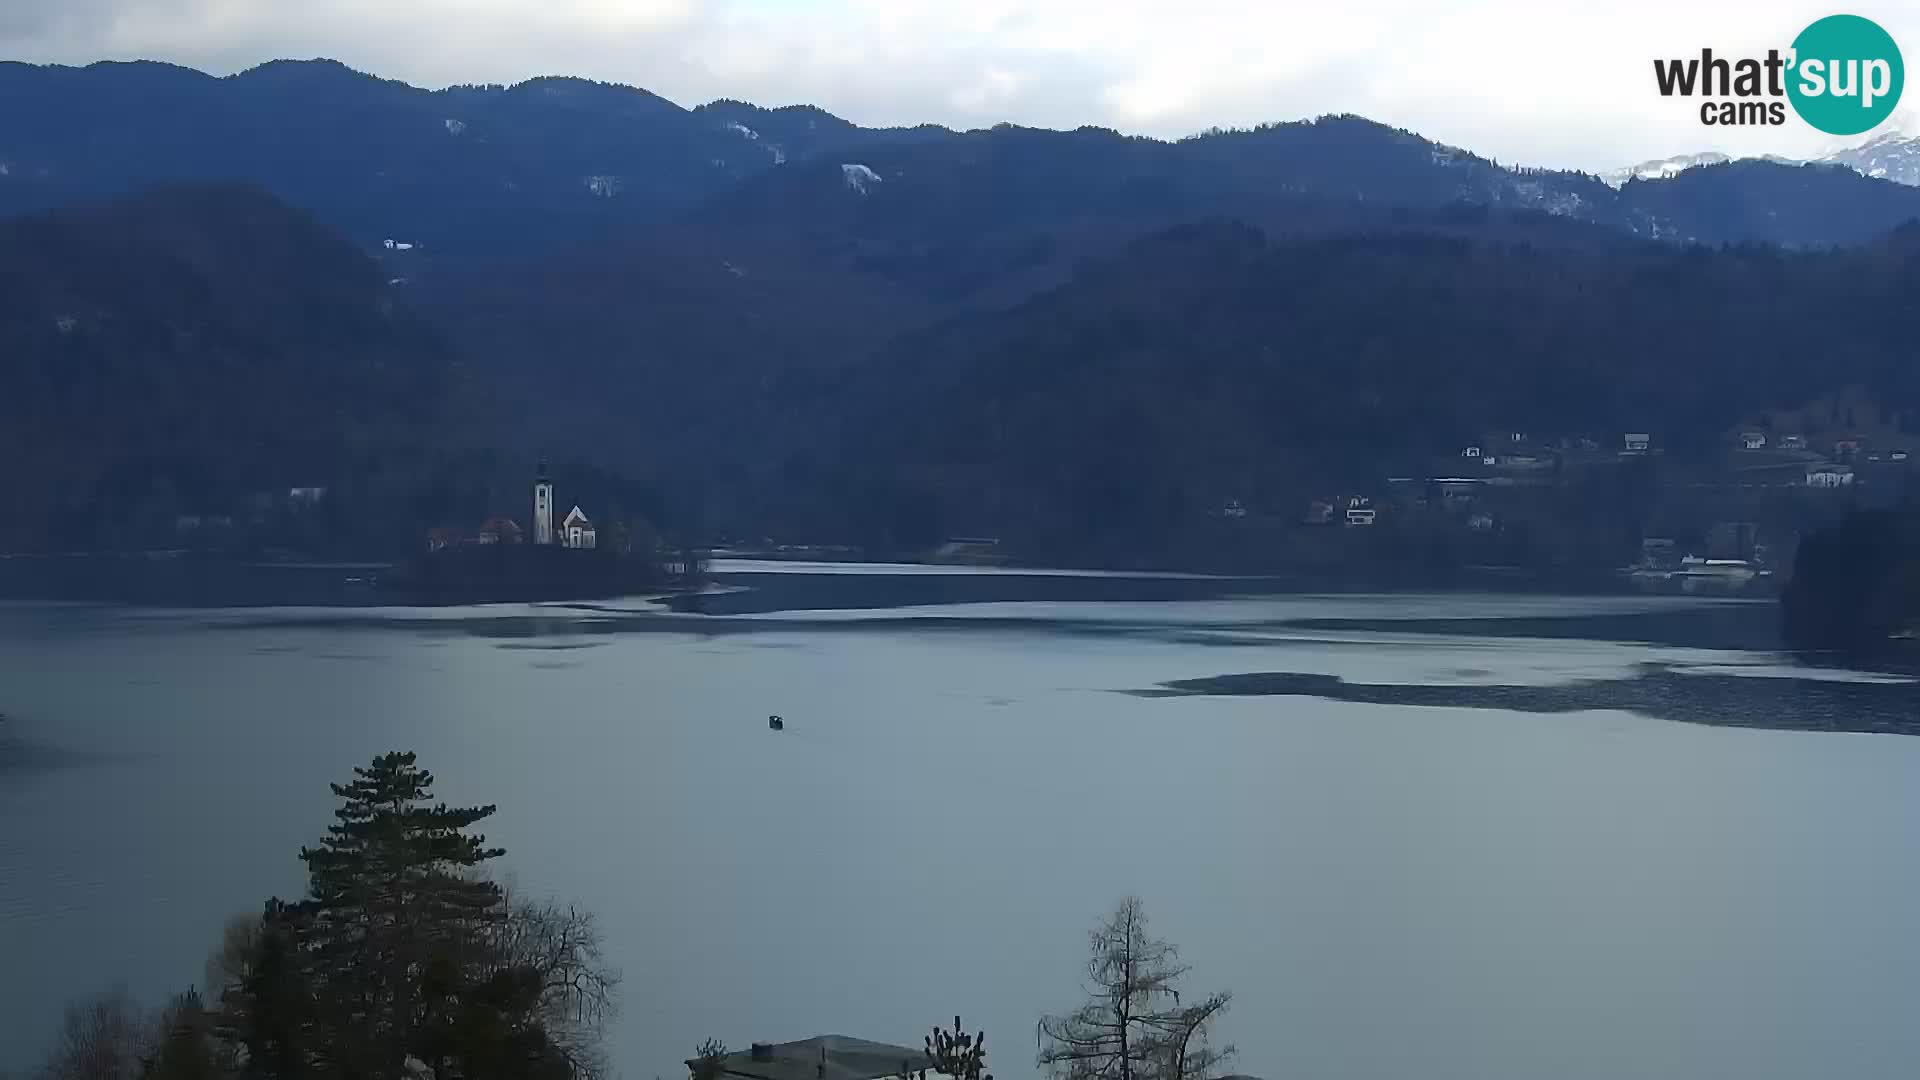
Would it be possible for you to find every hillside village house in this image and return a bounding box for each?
[1496,453,1548,471]
[477,516,522,545]
[1779,434,1809,451]
[1807,464,1855,488]
[1623,433,1652,453]
[1345,497,1377,526]
[1740,431,1767,450]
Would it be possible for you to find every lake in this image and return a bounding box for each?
[4,565,1920,1079]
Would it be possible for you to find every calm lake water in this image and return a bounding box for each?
[4,565,1920,1078]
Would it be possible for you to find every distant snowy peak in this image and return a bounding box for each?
[1817,129,1920,185]
[1601,152,1730,188]
[1607,114,1920,188]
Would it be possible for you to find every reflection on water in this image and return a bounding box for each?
[4,575,1920,1080]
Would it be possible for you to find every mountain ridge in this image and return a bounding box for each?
[1606,113,1920,188]
[5,58,1920,259]
[9,58,1920,560]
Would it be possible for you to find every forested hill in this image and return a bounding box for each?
[6,60,1920,258]
[770,220,1920,561]
[0,59,941,255]
[9,58,1920,565]
[0,185,456,553]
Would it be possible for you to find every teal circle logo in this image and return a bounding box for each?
[1787,14,1904,135]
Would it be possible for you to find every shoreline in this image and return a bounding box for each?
[0,548,1780,610]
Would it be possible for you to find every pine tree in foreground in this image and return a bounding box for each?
[210,751,615,1080]
[293,751,506,1075]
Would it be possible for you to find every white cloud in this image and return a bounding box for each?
[949,66,1023,115]
[2,0,1916,171]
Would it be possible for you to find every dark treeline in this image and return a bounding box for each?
[22,752,618,1080]
[1782,508,1920,653]
[762,221,1920,565]
[17,756,1238,1080]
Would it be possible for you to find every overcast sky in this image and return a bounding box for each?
[4,0,1916,171]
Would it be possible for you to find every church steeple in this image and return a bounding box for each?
[532,459,554,546]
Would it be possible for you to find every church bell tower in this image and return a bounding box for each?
[533,460,554,545]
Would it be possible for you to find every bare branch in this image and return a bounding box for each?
[1037,899,1234,1080]
[38,988,154,1080]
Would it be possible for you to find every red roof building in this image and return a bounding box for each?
[478,516,524,545]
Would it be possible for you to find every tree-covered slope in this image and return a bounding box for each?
[782,220,1920,558]
[0,184,455,551]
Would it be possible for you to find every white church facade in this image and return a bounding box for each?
[561,506,597,549]
[426,461,605,553]
[532,462,597,550]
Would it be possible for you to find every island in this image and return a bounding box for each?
[380,461,679,604]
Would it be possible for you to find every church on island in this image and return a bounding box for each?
[426,461,598,552]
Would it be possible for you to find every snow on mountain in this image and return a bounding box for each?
[1816,117,1920,185]
[722,120,787,165]
[1608,113,1920,189]
[1600,152,1730,188]
[841,163,881,193]
[1507,178,1586,216]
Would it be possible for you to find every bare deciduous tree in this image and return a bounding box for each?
[1036,898,1233,1080]
[1141,994,1232,1080]
[202,913,262,1007]
[37,987,153,1080]
[486,889,622,1080]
